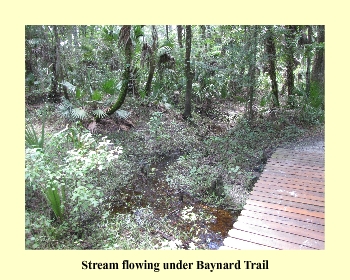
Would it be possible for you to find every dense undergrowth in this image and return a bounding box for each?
[25,95,324,250]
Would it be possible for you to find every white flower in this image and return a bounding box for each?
[188,242,196,250]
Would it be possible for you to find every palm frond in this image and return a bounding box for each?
[25,123,40,148]
[58,97,74,119]
[61,81,76,93]
[115,109,130,120]
[71,107,88,120]
[92,109,107,119]
[45,182,64,221]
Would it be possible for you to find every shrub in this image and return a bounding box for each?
[25,125,123,224]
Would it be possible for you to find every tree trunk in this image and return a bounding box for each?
[49,25,63,102]
[183,25,193,119]
[106,26,132,115]
[265,26,279,108]
[73,25,79,48]
[247,26,258,122]
[166,25,169,41]
[305,25,313,96]
[200,25,206,40]
[285,25,297,107]
[311,25,325,95]
[177,25,183,48]
[145,25,158,96]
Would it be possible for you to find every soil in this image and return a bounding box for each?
[280,126,325,154]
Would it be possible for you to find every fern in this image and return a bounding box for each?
[92,109,107,119]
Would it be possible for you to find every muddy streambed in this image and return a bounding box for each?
[110,156,239,249]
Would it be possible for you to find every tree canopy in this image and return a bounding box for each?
[25,25,324,250]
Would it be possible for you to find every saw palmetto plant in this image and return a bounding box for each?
[25,105,47,149]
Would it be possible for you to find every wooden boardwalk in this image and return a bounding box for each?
[220,148,325,250]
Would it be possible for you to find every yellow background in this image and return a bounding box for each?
[2,1,348,279]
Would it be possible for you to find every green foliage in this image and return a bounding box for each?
[149,111,163,140]
[25,123,44,149]
[308,82,324,109]
[71,107,88,120]
[133,25,145,40]
[25,25,325,250]
[91,90,103,101]
[26,125,123,227]
[102,26,119,43]
[25,105,47,149]
[45,181,64,221]
[57,97,74,120]
[101,78,117,94]
[288,81,325,125]
[92,109,107,119]
[115,109,130,120]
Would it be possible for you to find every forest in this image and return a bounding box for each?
[25,25,325,250]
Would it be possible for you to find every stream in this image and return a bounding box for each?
[111,155,239,249]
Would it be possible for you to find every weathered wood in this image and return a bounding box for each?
[221,148,325,250]
[245,199,324,219]
[236,215,325,241]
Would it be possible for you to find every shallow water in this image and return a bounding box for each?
[111,156,238,249]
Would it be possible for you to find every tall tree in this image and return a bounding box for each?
[177,25,183,48]
[285,25,297,107]
[144,25,158,96]
[165,25,169,41]
[106,25,133,115]
[247,26,258,122]
[183,25,193,119]
[49,25,63,102]
[265,26,280,108]
[311,25,325,95]
[305,25,313,96]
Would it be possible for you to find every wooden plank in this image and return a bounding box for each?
[242,204,325,225]
[236,215,325,241]
[264,163,325,172]
[271,155,324,162]
[270,159,324,168]
[220,148,325,250]
[223,236,277,250]
[264,171,324,183]
[248,193,325,213]
[256,179,325,192]
[251,189,324,207]
[258,176,324,189]
[227,229,315,250]
[270,156,324,165]
[255,181,324,197]
[240,209,325,232]
[266,163,325,172]
[232,221,324,249]
[245,199,324,219]
[272,148,324,157]
[260,171,324,183]
[252,185,324,201]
